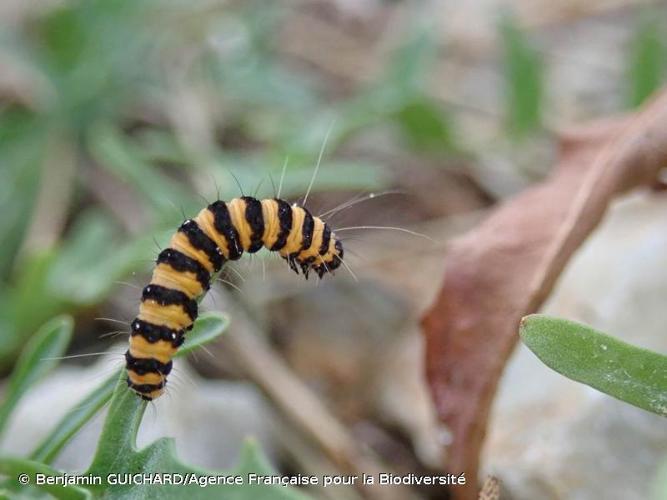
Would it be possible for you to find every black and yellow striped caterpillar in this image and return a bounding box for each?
[125,196,343,400]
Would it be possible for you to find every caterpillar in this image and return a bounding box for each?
[124,196,344,401]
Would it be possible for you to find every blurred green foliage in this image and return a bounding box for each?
[0,0,664,496]
[499,13,543,138]
[627,11,666,108]
[0,0,459,368]
[0,316,72,440]
[0,0,661,411]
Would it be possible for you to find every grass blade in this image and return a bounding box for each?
[0,316,73,438]
[499,13,543,137]
[627,12,665,108]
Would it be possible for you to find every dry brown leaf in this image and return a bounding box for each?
[421,88,667,499]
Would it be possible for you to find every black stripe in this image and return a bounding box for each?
[178,219,224,271]
[125,351,173,376]
[327,240,344,271]
[156,248,210,292]
[127,377,165,396]
[298,207,315,253]
[131,318,185,346]
[271,198,293,251]
[141,284,198,322]
[208,201,242,260]
[242,196,265,253]
[327,258,341,271]
[318,223,331,255]
[311,238,343,278]
[335,239,344,260]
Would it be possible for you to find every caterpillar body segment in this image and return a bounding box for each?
[126,197,344,400]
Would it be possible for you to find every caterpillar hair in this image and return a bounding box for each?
[125,196,344,400]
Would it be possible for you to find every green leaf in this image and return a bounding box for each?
[627,12,665,108]
[176,312,230,357]
[520,315,667,416]
[0,456,91,500]
[0,316,73,438]
[499,13,543,138]
[29,312,230,466]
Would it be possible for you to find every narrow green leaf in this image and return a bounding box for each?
[393,96,455,152]
[29,312,230,465]
[177,312,230,357]
[499,13,543,137]
[520,314,667,416]
[0,456,91,500]
[0,316,73,438]
[627,12,665,107]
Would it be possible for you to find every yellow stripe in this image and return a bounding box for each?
[128,370,164,386]
[195,207,231,259]
[151,264,203,298]
[169,232,214,273]
[146,389,164,399]
[138,301,192,330]
[228,198,252,251]
[280,205,305,256]
[129,335,176,364]
[261,199,280,249]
